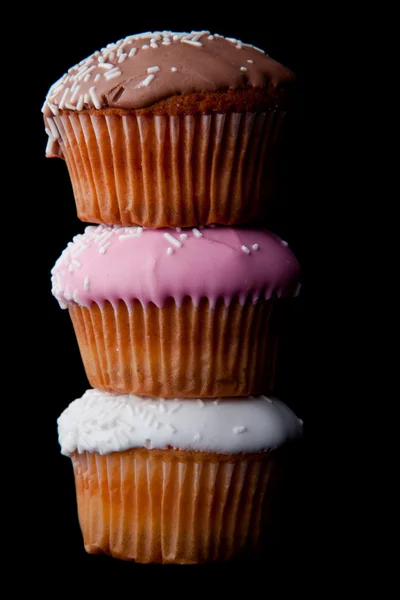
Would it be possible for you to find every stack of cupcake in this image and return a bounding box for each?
[44,31,303,564]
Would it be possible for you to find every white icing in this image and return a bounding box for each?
[57,389,303,456]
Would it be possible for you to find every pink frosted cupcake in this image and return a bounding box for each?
[58,389,303,563]
[43,31,295,227]
[51,225,300,397]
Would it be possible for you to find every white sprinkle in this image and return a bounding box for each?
[167,247,174,255]
[89,87,101,109]
[46,118,59,140]
[128,47,137,57]
[158,404,166,414]
[213,399,220,405]
[181,39,203,47]
[233,426,247,434]
[58,87,70,110]
[99,243,110,254]
[264,396,273,403]
[73,291,82,304]
[84,74,91,82]
[208,35,214,40]
[108,52,115,61]
[84,277,90,292]
[171,66,178,72]
[236,41,243,49]
[240,66,248,72]
[76,95,84,110]
[192,228,202,238]
[180,233,188,240]
[70,85,81,103]
[64,103,76,110]
[118,53,127,63]
[252,243,259,251]
[136,73,155,88]
[94,74,101,82]
[71,259,81,268]
[104,69,122,80]
[168,424,177,433]
[98,62,114,70]
[98,56,105,63]
[150,42,158,48]
[144,439,152,449]
[164,232,182,248]
[142,44,150,49]
[226,37,238,43]
[68,264,74,273]
[147,66,160,73]
[294,283,302,297]
[197,399,205,408]
[175,227,181,232]
[168,402,181,414]
[48,103,59,116]
[162,40,172,45]
[281,240,289,246]
[241,245,251,254]
[247,59,254,63]
[193,433,202,442]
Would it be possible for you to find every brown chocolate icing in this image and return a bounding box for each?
[43,31,294,120]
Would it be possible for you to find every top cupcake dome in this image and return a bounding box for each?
[43,32,295,228]
[43,31,294,118]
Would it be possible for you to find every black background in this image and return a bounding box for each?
[17,13,325,589]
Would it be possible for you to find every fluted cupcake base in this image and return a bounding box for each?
[71,447,281,564]
[68,297,284,397]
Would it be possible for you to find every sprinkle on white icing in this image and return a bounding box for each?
[241,245,251,254]
[233,426,247,434]
[252,243,259,251]
[57,390,303,456]
[192,228,202,238]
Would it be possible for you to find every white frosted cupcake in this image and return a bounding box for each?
[58,390,303,564]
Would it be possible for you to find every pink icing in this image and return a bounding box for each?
[51,226,300,309]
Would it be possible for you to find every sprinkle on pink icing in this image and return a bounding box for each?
[51,226,301,309]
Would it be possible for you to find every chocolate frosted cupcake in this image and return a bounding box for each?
[58,389,303,564]
[43,31,295,227]
[51,225,300,397]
